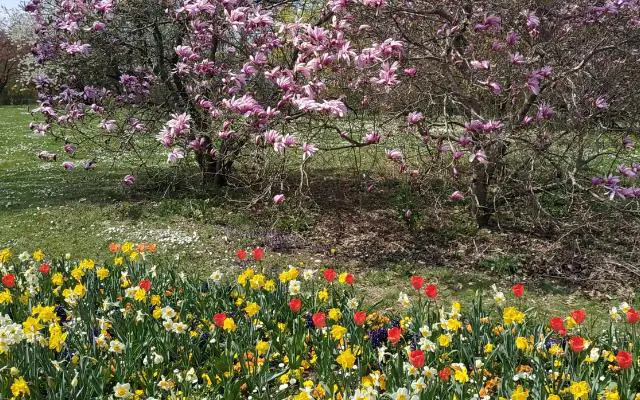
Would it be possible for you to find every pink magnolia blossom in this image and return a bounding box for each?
[509,52,525,65]
[469,150,489,165]
[536,103,554,120]
[386,149,403,161]
[123,175,136,185]
[29,122,50,136]
[595,96,609,109]
[450,191,464,201]
[92,21,105,31]
[63,143,75,155]
[506,31,519,46]
[457,136,473,147]
[407,112,424,125]
[487,81,503,94]
[522,116,534,125]
[94,0,113,13]
[283,134,296,148]
[362,131,381,144]
[264,130,279,144]
[474,14,502,32]
[167,149,185,163]
[470,60,490,70]
[189,137,208,150]
[403,67,417,76]
[491,40,505,51]
[273,194,285,204]
[371,61,400,88]
[302,143,318,160]
[525,11,540,35]
[62,41,91,55]
[100,120,117,132]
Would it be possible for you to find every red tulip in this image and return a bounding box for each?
[312,312,326,328]
[438,367,451,381]
[569,336,585,353]
[235,249,248,260]
[252,247,264,261]
[323,269,337,282]
[512,283,524,298]
[409,349,425,368]
[410,276,424,290]
[39,263,50,274]
[616,351,634,369]
[344,273,354,285]
[627,308,640,324]
[289,298,302,313]
[139,278,151,292]
[2,274,15,288]
[425,284,438,299]
[387,326,402,344]
[353,311,367,326]
[549,317,566,336]
[570,309,586,325]
[213,313,227,328]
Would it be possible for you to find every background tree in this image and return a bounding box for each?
[0,7,35,104]
[26,0,406,190]
[27,0,640,228]
[358,0,640,226]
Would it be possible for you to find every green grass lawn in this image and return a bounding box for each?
[0,105,617,325]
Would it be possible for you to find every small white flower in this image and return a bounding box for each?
[161,306,176,320]
[288,280,301,295]
[589,347,600,362]
[113,382,132,398]
[419,325,431,337]
[398,292,411,307]
[185,367,198,383]
[109,339,125,354]
[209,270,223,283]
[423,367,437,380]
[411,377,426,392]
[153,352,164,364]
[302,269,316,281]
[620,302,630,313]
[173,322,188,334]
[346,298,359,309]
[610,307,620,321]
[392,388,410,400]
[377,346,388,363]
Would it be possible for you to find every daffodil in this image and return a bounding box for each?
[10,376,29,398]
[336,348,356,369]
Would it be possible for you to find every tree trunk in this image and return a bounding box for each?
[194,137,239,187]
[195,146,228,187]
[472,162,492,227]
[471,141,506,228]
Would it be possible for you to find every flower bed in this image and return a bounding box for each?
[0,244,637,399]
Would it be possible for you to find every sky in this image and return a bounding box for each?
[0,0,23,16]
[0,0,22,9]
[0,0,23,20]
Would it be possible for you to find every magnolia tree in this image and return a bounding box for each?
[356,0,640,226]
[0,9,32,101]
[26,0,408,193]
[27,0,640,227]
